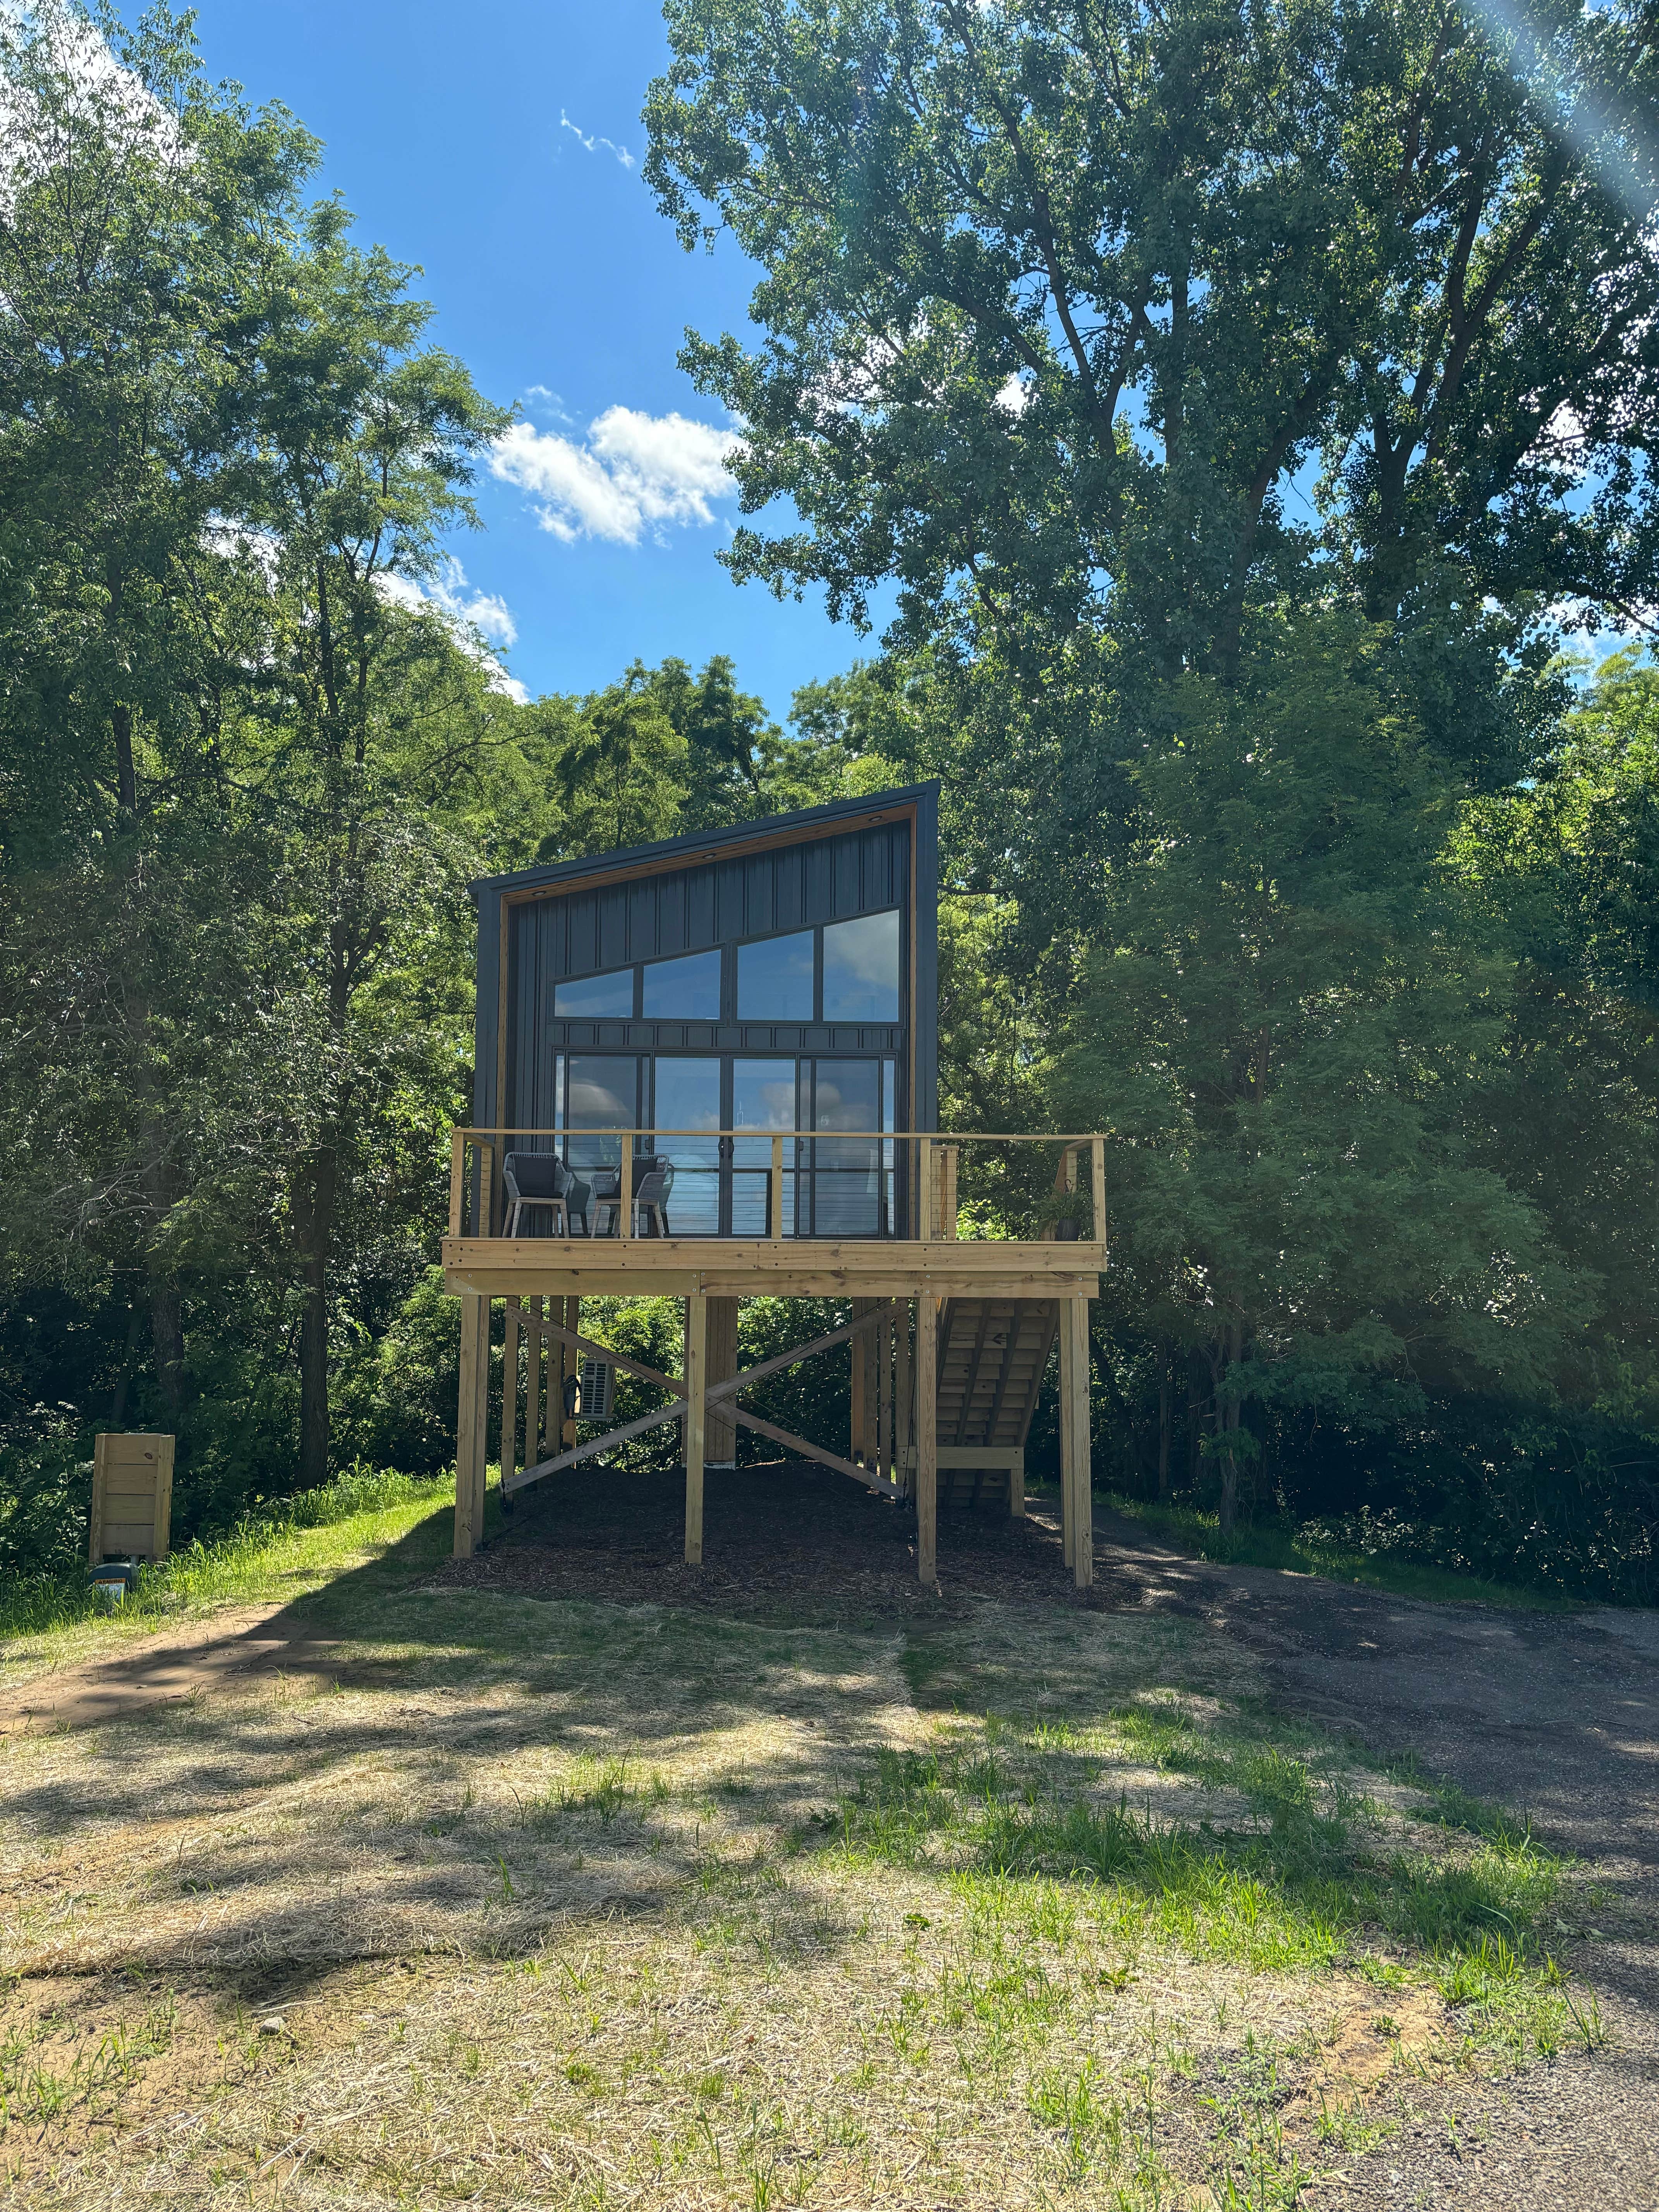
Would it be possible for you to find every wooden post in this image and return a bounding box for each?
[770,1133,784,1239]
[477,1297,495,1537]
[938,1146,959,1238]
[1009,1448,1025,1519]
[918,1137,933,1241]
[526,1296,543,1460]
[478,1142,495,1237]
[454,1291,488,1558]
[564,1296,581,1444]
[684,1293,707,1565]
[448,1129,465,1236]
[850,1297,870,1463]
[619,1145,634,1241]
[895,1298,913,1497]
[1091,1137,1106,1247]
[503,1297,522,1493]
[916,1294,938,1585]
[1066,1298,1093,1589]
[876,1307,891,1480]
[706,1297,739,1464]
[1058,1300,1076,1571]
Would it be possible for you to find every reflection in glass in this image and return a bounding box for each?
[733,1058,799,1236]
[642,948,721,1020]
[811,1060,883,1235]
[555,967,635,1018]
[736,929,814,1020]
[565,1055,636,1171]
[822,910,901,1022]
[650,1058,721,1234]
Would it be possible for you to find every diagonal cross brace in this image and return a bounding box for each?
[503,1302,898,1498]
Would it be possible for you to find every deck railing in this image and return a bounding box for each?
[448,1128,1107,1246]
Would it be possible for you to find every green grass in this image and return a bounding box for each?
[0,1465,459,1653]
[1103,1492,1582,1612]
[825,1708,1575,2066]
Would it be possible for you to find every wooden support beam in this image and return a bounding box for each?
[706,1296,738,1464]
[684,1293,706,1565]
[453,1292,487,1557]
[503,1303,898,1501]
[916,1293,938,1585]
[731,1407,901,1499]
[1058,1304,1076,1571]
[505,1398,687,1493]
[562,1297,579,1445]
[1068,1298,1093,1588]
[876,1307,891,1482]
[850,1296,869,1464]
[894,1297,913,1496]
[503,1296,522,1494]
[533,1304,893,1408]
[1091,1137,1107,1249]
[477,1296,495,1539]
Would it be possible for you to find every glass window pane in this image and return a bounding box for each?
[650,1058,721,1235]
[822,910,900,1022]
[811,1060,883,1236]
[733,1058,799,1234]
[555,967,635,1018]
[737,929,814,1020]
[565,1056,636,1171]
[642,948,721,1020]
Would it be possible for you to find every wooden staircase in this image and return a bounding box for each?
[931,1298,1058,1509]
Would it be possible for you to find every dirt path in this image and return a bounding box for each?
[0,1605,344,1735]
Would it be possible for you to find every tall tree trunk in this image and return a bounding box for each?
[1212,1321,1244,1535]
[109,1298,143,1427]
[1157,1355,1172,1499]
[294,1142,337,1488]
[149,1282,184,1418]
[1186,1350,1205,1490]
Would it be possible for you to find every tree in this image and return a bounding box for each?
[0,1,322,1408]
[1456,651,1659,1420]
[232,215,510,1485]
[647,0,1659,683]
[1050,614,1576,1530]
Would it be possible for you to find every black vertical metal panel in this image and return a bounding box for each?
[913,783,940,1133]
[472,883,503,1130]
[471,785,940,1142]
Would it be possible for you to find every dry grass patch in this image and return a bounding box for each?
[0,1587,1595,2210]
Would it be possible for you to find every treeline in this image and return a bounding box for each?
[0,5,872,1576]
[4,0,1658,1604]
[645,0,1659,1594]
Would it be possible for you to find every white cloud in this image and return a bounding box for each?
[376,559,527,700]
[490,407,743,546]
[558,109,634,170]
[523,384,573,424]
[994,372,1031,416]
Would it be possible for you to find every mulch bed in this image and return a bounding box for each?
[435,1459,1137,1621]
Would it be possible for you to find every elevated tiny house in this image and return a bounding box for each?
[470,783,939,1239]
[445,784,1106,1590]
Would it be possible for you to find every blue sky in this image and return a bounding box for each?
[187,0,877,721]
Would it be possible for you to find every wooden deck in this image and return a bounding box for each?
[445,1130,1106,1593]
[440,1233,1103,1302]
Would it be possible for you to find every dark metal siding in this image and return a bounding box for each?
[470,788,941,1161]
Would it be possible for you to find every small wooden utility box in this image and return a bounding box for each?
[88,1432,175,1564]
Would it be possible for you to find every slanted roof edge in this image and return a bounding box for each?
[470,781,939,903]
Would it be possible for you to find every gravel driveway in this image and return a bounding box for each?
[1091,1511,1659,2210]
